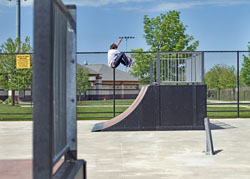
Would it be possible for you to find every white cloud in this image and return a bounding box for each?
[0,0,33,7]
[148,0,250,12]
[0,0,13,6]
[62,0,152,7]
[1,0,249,10]
[213,0,250,6]
[68,0,250,11]
[120,6,141,11]
[22,0,33,7]
[149,1,202,12]
[0,0,151,8]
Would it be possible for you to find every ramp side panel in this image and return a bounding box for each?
[159,85,206,129]
[93,86,148,131]
[102,85,159,131]
[196,85,207,126]
[92,85,206,132]
[140,85,159,130]
[102,85,148,129]
[160,86,193,127]
[100,86,148,131]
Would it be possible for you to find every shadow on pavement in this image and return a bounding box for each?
[210,121,236,130]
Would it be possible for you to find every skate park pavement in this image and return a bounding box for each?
[0,119,250,179]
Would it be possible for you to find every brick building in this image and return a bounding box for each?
[79,64,139,100]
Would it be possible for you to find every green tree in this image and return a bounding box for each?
[143,11,199,51]
[129,49,152,84]
[0,37,32,105]
[130,11,199,84]
[77,67,90,102]
[205,64,236,100]
[241,43,250,86]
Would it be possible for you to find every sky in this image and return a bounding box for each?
[0,0,250,53]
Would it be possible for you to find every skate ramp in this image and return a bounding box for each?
[92,85,206,132]
[92,85,158,131]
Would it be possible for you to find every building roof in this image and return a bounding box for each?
[82,64,138,82]
[77,64,100,75]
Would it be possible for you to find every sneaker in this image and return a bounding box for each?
[111,62,115,68]
[128,60,135,67]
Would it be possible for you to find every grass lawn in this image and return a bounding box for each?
[76,99,133,120]
[77,106,128,120]
[0,104,33,121]
[1,99,250,121]
[77,99,134,106]
[0,99,134,121]
[207,106,250,118]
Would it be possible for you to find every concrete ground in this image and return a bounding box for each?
[0,119,250,179]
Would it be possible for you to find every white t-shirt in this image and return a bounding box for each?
[108,49,120,67]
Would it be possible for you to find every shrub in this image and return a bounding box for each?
[2,98,20,105]
[4,98,11,104]
[4,98,12,104]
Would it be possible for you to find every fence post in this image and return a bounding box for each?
[176,53,178,82]
[237,51,240,118]
[156,52,160,85]
[113,67,116,117]
[201,52,205,85]
[204,117,214,155]
[150,58,153,85]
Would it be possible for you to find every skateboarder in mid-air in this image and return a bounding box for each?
[108,38,134,68]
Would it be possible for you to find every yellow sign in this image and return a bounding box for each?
[16,54,31,69]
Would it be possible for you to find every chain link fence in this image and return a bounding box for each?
[0,51,250,119]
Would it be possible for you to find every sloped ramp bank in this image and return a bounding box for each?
[92,85,206,132]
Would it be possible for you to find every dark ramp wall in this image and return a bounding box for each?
[158,85,206,130]
[93,85,206,131]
